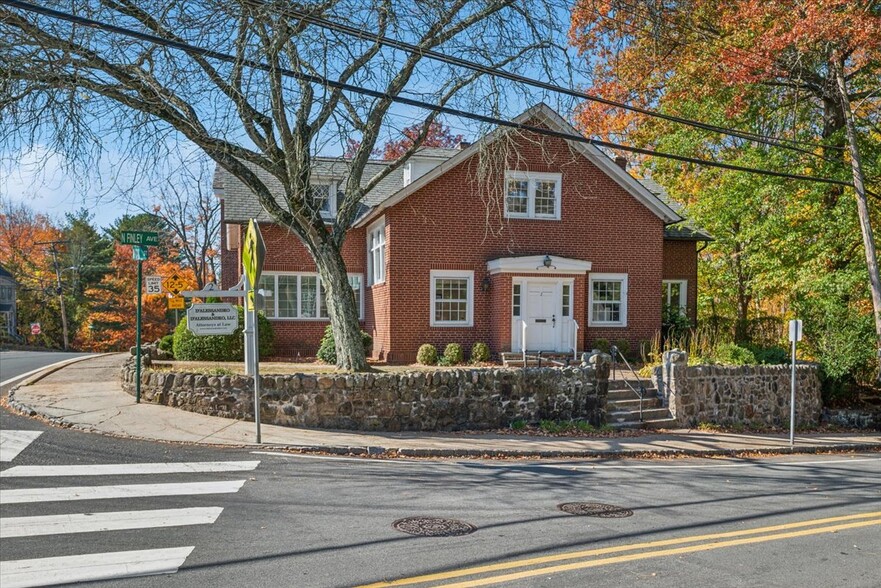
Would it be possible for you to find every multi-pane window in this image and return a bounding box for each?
[257,273,363,320]
[503,171,562,219]
[662,280,687,315]
[367,218,386,285]
[430,270,474,327]
[562,284,571,317]
[310,181,339,217]
[506,179,529,215]
[512,283,521,317]
[589,274,628,326]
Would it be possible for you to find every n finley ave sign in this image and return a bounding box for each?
[186,303,238,336]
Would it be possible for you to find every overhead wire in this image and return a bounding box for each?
[0,0,862,195]
[243,0,844,160]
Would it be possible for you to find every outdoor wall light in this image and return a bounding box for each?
[480,276,491,292]
[537,255,556,270]
[543,255,552,268]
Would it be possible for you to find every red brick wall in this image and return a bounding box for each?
[662,240,699,323]
[383,130,665,362]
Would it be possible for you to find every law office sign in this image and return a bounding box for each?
[186,303,238,336]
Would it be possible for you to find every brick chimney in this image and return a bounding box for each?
[456,141,472,150]
[614,155,627,170]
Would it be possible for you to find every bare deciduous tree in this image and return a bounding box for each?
[0,0,570,370]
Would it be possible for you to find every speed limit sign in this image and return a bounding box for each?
[145,276,163,295]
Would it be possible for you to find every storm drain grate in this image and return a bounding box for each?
[558,502,634,518]
[393,517,477,537]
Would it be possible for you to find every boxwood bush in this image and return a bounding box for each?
[172,306,274,361]
[316,325,373,364]
[443,343,464,365]
[416,343,438,365]
[470,341,490,363]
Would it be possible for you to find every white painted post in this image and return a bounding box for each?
[788,319,803,447]
[572,320,579,362]
[521,320,528,364]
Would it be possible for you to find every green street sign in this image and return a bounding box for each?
[242,219,266,288]
[132,245,149,261]
[119,231,160,246]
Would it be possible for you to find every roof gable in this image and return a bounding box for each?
[353,103,683,227]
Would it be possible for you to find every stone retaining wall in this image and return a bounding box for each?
[120,356,609,432]
[657,350,822,427]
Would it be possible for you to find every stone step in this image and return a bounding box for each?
[606,397,663,410]
[606,388,658,401]
[607,407,673,423]
[608,380,654,391]
[607,416,678,430]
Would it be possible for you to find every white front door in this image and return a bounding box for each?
[525,281,560,351]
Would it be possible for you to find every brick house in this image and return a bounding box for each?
[216,104,710,362]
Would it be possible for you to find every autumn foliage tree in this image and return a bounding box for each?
[76,244,195,352]
[569,0,880,382]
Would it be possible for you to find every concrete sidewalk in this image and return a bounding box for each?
[6,354,881,459]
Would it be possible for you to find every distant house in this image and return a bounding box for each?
[216,104,710,362]
[0,264,18,339]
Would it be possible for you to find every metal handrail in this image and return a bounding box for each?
[610,345,646,422]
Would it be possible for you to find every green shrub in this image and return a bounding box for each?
[416,344,438,365]
[470,341,490,363]
[747,344,789,365]
[437,355,452,366]
[510,419,527,430]
[158,334,174,354]
[662,304,692,339]
[443,343,464,365]
[712,342,756,366]
[592,338,610,353]
[316,325,373,364]
[172,306,274,361]
[613,339,630,358]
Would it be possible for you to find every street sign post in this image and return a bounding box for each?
[186,303,238,336]
[145,276,162,295]
[241,220,265,443]
[117,232,159,404]
[788,319,803,446]
[119,231,160,246]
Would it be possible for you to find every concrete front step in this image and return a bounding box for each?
[608,380,654,392]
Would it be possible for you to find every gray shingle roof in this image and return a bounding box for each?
[216,158,402,222]
[639,177,713,241]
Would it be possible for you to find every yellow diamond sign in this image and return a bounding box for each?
[242,219,265,310]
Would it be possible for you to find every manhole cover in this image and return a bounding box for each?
[393,517,477,537]
[558,502,634,518]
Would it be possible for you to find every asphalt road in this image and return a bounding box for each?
[0,350,93,393]
[1,401,879,588]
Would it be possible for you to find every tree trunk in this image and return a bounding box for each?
[832,57,881,377]
[313,242,371,372]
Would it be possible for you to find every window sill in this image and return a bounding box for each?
[503,215,561,221]
[429,322,474,328]
[588,322,628,328]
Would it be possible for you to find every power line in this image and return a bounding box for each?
[244,0,843,159]
[0,0,858,194]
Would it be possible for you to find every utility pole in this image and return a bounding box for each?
[36,240,71,350]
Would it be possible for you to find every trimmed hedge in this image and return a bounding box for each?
[172,306,274,361]
[470,342,490,363]
[443,343,464,365]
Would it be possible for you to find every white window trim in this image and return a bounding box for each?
[503,171,562,220]
[312,179,340,219]
[258,272,364,321]
[367,216,386,286]
[588,272,628,327]
[430,269,474,327]
[663,279,688,314]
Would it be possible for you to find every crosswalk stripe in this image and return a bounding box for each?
[0,546,195,588]
[0,507,224,539]
[0,431,43,462]
[1,480,246,505]
[1,460,261,478]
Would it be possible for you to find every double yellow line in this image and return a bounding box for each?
[359,511,881,587]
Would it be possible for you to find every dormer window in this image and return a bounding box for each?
[504,171,562,220]
[311,181,340,217]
